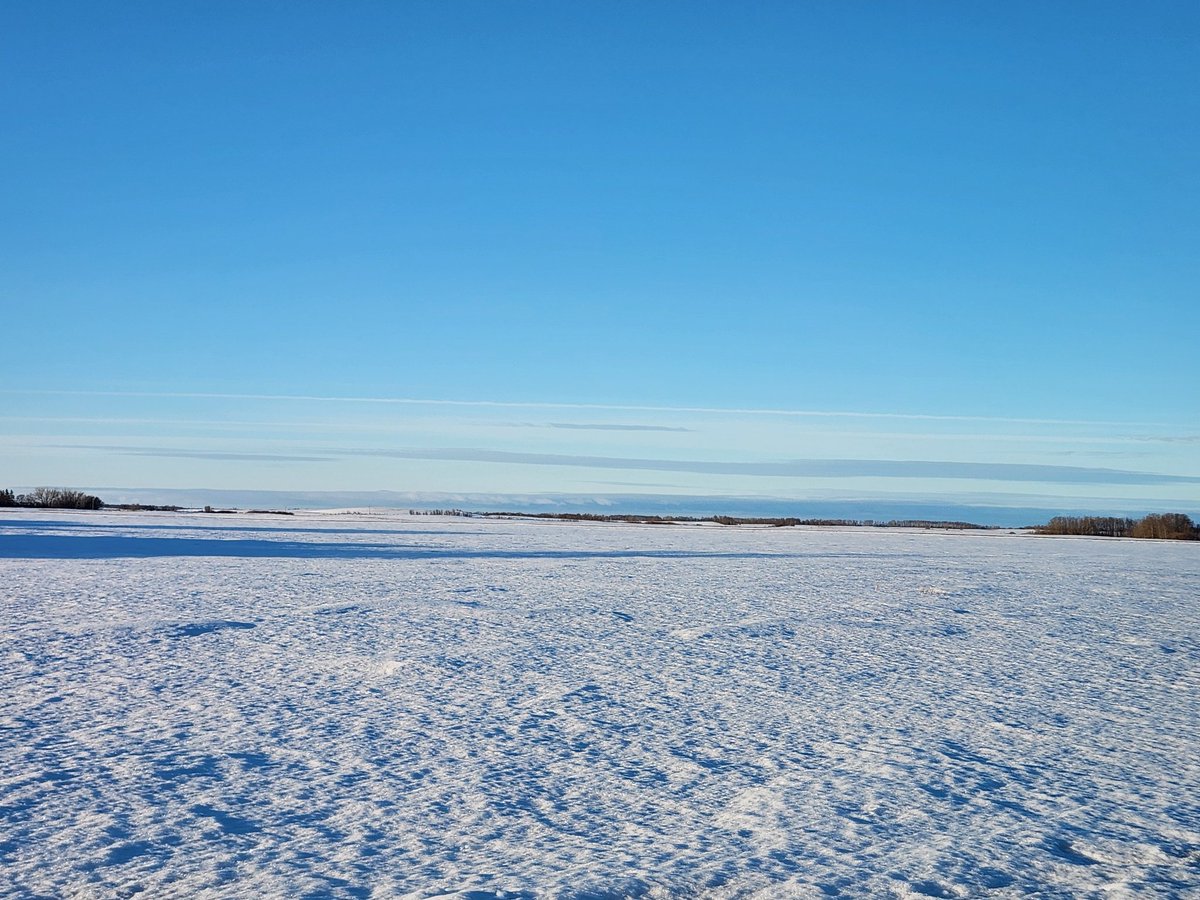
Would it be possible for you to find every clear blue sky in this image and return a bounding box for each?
[3,1,1197,516]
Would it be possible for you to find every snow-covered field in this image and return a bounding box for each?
[1,510,1197,899]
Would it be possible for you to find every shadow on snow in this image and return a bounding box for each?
[0,518,466,537]
[0,532,867,561]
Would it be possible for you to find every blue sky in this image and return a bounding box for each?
[2,2,1197,517]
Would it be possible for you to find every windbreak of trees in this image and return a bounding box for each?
[481,512,991,529]
[0,487,104,510]
[107,503,182,512]
[1129,513,1199,540]
[487,510,1199,538]
[1037,516,1137,537]
[710,516,984,529]
[1037,513,1198,540]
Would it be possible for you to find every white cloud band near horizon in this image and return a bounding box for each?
[6,389,1196,514]
[44,443,1200,486]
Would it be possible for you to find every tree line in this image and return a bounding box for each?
[478,510,1199,539]
[480,512,988,529]
[0,487,103,510]
[1036,513,1197,540]
[4,488,1196,540]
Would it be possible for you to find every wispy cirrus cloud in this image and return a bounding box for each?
[542,422,693,433]
[345,447,1200,486]
[46,441,1200,485]
[4,388,1165,427]
[48,444,333,463]
[12,414,1198,447]
[1136,434,1200,444]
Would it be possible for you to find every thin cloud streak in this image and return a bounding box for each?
[3,389,1165,428]
[346,447,1200,486]
[48,444,333,463]
[128,450,333,463]
[46,441,1200,485]
[543,423,693,433]
[7,416,1194,446]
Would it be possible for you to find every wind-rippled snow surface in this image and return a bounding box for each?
[2,511,1198,899]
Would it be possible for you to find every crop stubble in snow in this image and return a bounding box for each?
[1,511,1198,898]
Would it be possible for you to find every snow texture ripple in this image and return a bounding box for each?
[1,510,1198,898]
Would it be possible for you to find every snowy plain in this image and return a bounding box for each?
[1,509,1197,899]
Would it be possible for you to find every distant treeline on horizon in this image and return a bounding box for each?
[419,507,1200,539]
[478,511,991,530]
[1,487,104,510]
[4,489,1197,540]
[1035,513,1198,541]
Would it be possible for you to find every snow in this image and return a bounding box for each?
[1,509,1198,898]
